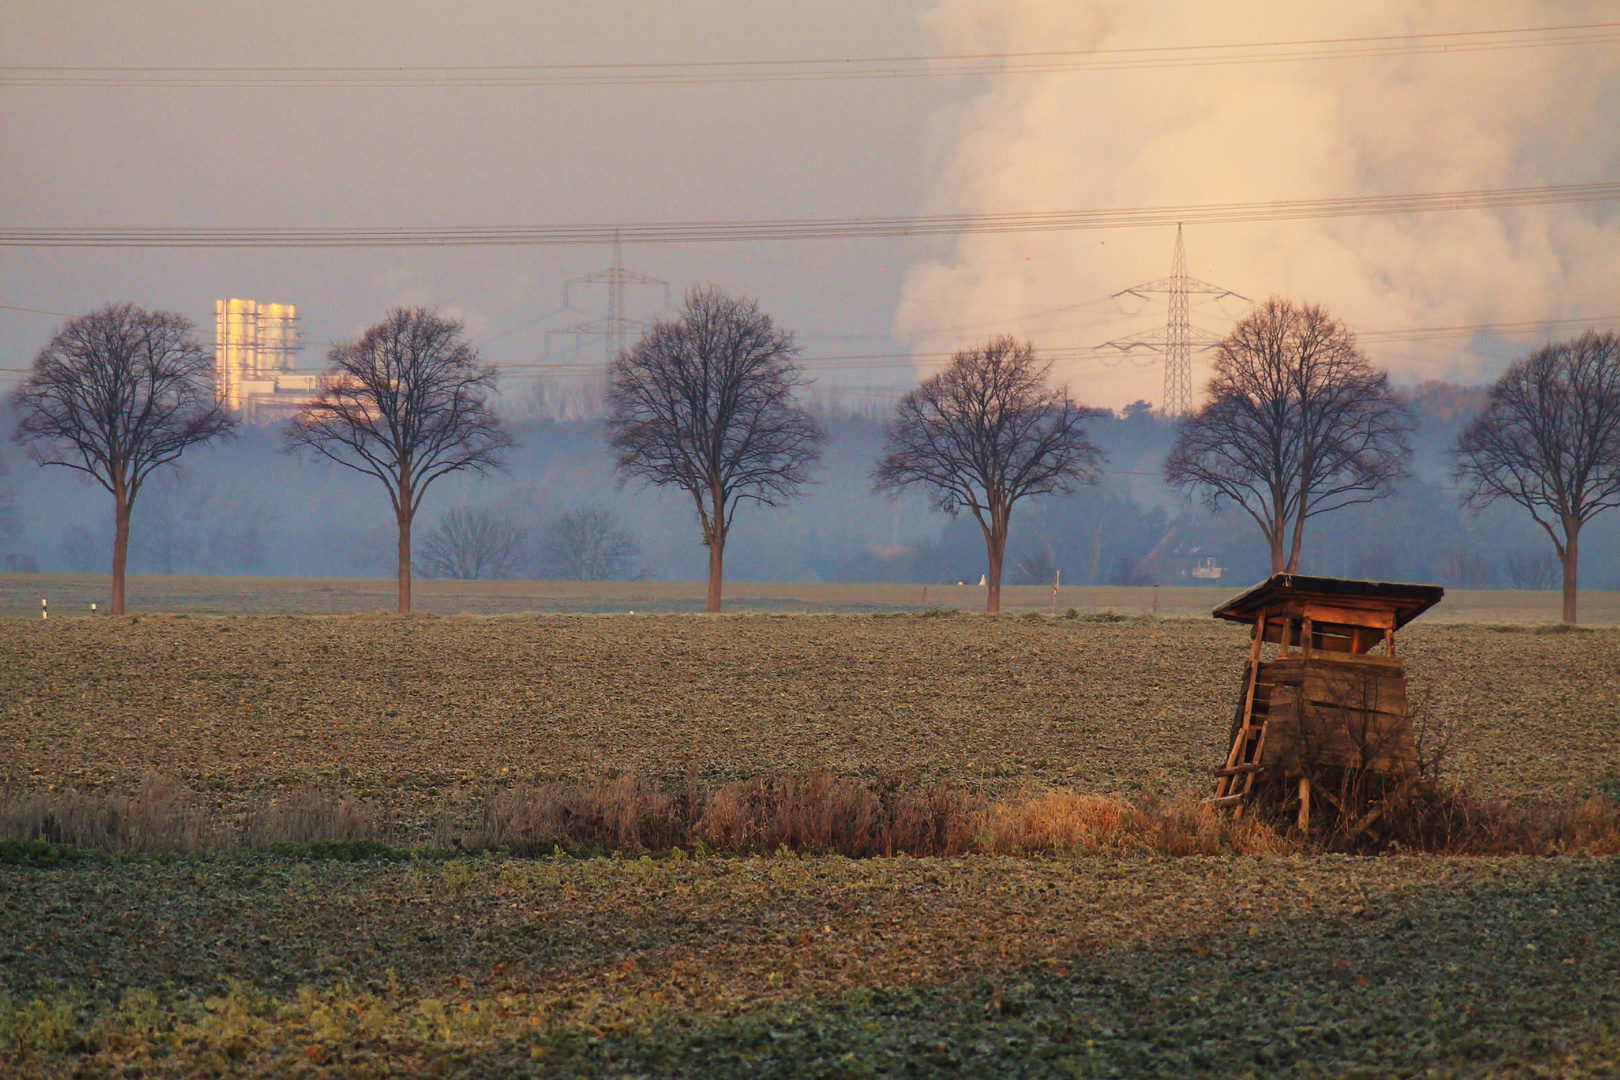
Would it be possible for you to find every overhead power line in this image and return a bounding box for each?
[474,311,1620,376]
[3,315,1616,377]
[4,21,1616,87]
[0,301,74,317]
[5,181,1619,249]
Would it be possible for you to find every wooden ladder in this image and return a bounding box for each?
[1210,613,1275,805]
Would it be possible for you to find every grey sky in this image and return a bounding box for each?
[0,1,951,401]
[5,2,1620,410]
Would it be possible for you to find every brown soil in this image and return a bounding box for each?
[2,614,1615,832]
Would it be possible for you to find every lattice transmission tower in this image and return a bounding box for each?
[549,229,670,363]
[1100,224,1245,417]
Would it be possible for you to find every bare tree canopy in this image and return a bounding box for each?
[284,308,511,612]
[606,287,824,611]
[10,303,233,613]
[1165,297,1413,575]
[540,505,641,581]
[417,505,531,581]
[874,336,1103,613]
[1453,331,1620,623]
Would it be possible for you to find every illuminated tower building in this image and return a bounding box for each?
[214,299,320,423]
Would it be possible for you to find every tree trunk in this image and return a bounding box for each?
[1561,523,1579,624]
[397,509,413,615]
[1285,507,1306,574]
[706,535,724,613]
[111,484,130,616]
[985,518,1006,615]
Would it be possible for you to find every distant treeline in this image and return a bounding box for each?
[0,382,1612,590]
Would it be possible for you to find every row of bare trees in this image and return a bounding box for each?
[7,293,1102,616]
[10,295,1618,620]
[1165,298,1620,623]
[9,304,512,613]
[605,289,1105,613]
[415,504,640,581]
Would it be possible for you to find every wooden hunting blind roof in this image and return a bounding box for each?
[1213,574,1445,631]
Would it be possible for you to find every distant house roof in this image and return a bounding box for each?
[1213,574,1445,629]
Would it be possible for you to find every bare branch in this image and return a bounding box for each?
[606,287,824,612]
[282,308,513,612]
[1164,297,1413,575]
[873,336,1104,612]
[9,303,234,613]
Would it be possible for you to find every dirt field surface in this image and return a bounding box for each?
[4,573,1619,623]
[2,614,1615,834]
[2,853,1615,1077]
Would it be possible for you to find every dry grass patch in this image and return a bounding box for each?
[6,771,1616,860]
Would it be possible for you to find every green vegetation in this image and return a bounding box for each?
[3,855,1616,1077]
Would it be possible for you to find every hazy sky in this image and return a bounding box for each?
[4,2,1619,411]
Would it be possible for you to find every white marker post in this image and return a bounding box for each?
[41,599,47,620]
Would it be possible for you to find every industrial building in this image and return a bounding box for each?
[214,298,321,424]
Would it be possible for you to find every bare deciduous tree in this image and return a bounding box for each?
[210,493,282,574]
[130,470,215,575]
[607,287,824,611]
[1436,550,1488,591]
[284,308,511,613]
[1505,547,1559,591]
[416,505,531,580]
[10,304,233,613]
[1165,298,1413,575]
[1453,332,1620,623]
[539,505,640,580]
[874,336,1102,613]
[60,521,102,573]
[0,449,32,573]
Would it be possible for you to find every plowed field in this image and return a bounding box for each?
[4,613,1620,1077]
[2,613,1615,834]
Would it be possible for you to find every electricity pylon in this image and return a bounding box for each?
[550,229,670,363]
[1100,224,1245,417]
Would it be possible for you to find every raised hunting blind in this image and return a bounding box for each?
[1209,574,1444,829]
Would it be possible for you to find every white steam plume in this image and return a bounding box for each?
[898,1,1620,411]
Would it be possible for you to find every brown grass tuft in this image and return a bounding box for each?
[242,785,391,847]
[2,772,1614,859]
[0,773,224,854]
[467,777,694,855]
[978,790,1290,856]
[1369,786,1620,855]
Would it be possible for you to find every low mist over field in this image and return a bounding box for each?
[5,388,1616,590]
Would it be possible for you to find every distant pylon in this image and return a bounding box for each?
[550,229,670,363]
[1100,225,1245,417]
